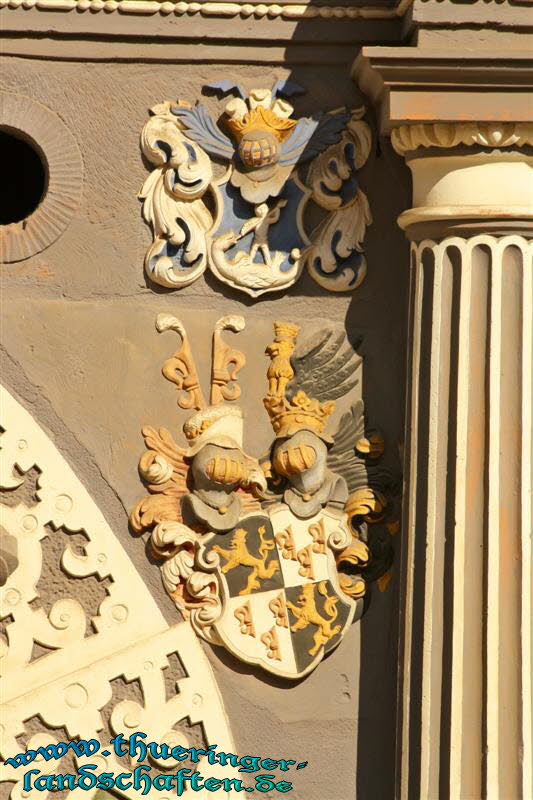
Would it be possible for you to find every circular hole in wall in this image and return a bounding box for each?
[0,129,47,225]
[1,93,83,262]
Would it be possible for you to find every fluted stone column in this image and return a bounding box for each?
[354,36,533,795]
[353,27,533,794]
[392,127,533,800]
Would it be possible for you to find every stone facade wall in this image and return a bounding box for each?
[1,35,410,800]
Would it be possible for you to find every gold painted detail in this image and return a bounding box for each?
[224,106,297,169]
[355,432,385,459]
[308,518,326,554]
[130,316,400,676]
[156,313,206,411]
[156,312,246,414]
[335,536,370,598]
[234,601,256,637]
[213,526,280,595]
[286,582,341,657]
[265,321,299,397]
[264,322,335,438]
[273,442,317,476]
[269,592,289,628]
[130,426,188,533]
[338,574,367,599]
[296,544,315,580]
[260,627,282,661]
[0,0,414,20]
[205,456,246,485]
[275,525,297,561]
[211,315,246,405]
[140,88,372,296]
[130,316,266,644]
[345,486,388,522]
[225,107,296,142]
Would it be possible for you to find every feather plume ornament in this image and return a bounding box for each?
[171,103,235,160]
[287,327,362,404]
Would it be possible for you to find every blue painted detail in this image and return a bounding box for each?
[214,179,306,274]
[271,79,306,99]
[171,105,234,160]
[148,222,204,276]
[168,167,203,193]
[298,111,351,163]
[154,139,172,162]
[184,142,197,163]
[203,80,247,99]
[319,141,359,206]
[312,229,363,288]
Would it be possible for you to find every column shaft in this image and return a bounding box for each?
[399,235,532,799]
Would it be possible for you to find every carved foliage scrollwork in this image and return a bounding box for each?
[139,85,373,297]
[139,101,218,290]
[304,109,373,291]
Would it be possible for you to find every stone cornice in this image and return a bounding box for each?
[354,49,533,100]
[412,0,533,28]
[353,49,533,135]
[0,0,412,19]
[391,122,533,156]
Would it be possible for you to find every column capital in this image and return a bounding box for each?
[390,122,533,157]
[352,41,533,240]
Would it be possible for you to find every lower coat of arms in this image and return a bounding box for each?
[131,315,395,679]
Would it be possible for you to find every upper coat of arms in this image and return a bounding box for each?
[130,315,396,679]
[139,81,372,298]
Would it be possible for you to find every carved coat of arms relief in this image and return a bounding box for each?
[131,317,395,679]
[139,81,372,297]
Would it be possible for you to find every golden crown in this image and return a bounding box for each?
[263,321,335,439]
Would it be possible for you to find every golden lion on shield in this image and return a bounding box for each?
[286,581,341,657]
[213,525,280,595]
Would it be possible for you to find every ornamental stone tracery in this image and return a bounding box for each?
[0,385,235,800]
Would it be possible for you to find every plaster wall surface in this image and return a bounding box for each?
[1,51,410,799]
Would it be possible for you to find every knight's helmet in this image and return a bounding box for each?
[155,312,249,459]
